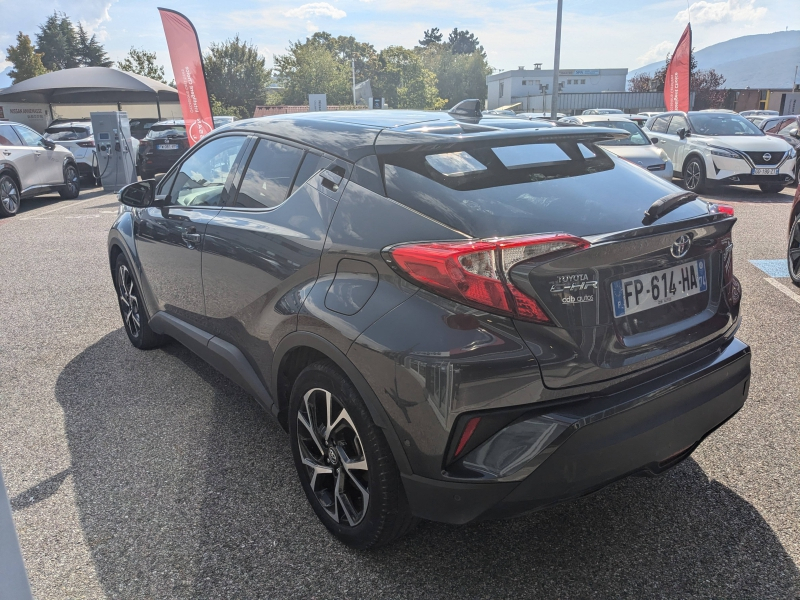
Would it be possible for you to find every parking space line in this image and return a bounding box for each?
[764,277,800,305]
[20,197,98,219]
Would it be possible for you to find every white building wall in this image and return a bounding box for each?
[486,68,628,109]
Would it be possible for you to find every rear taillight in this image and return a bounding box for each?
[77,140,95,148]
[716,204,734,216]
[387,233,589,324]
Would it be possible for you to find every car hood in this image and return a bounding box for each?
[692,135,791,152]
[601,144,668,166]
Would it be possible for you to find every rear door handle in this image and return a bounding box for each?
[2,151,10,156]
[182,227,201,246]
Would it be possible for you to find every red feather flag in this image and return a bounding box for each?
[158,8,215,146]
[665,24,692,112]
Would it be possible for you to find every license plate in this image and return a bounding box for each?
[157,144,179,150]
[752,167,777,175]
[611,259,707,318]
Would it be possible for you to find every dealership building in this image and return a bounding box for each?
[487,66,628,111]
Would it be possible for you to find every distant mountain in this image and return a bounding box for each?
[0,66,12,88]
[628,30,800,89]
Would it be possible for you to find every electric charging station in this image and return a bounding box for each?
[90,111,138,193]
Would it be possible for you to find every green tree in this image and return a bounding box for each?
[306,32,379,83]
[118,47,167,83]
[5,32,48,83]
[210,95,251,120]
[419,43,491,108]
[274,40,351,105]
[374,46,444,109]
[75,23,112,67]
[419,28,443,47]
[447,28,483,55]
[36,12,79,71]
[205,36,271,116]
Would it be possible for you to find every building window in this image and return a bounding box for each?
[522,80,527,86]
[499,82,504,98]
[581,79,586,84]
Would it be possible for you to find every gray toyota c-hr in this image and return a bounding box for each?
[109,101,750,548]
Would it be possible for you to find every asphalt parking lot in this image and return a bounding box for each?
[1,183,799,599]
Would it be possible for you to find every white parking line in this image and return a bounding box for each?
[20,197,98,219]
[764,277,800,305]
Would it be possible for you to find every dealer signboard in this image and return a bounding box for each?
[0,103,52,133]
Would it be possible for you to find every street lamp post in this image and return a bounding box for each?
[550,0,564,119]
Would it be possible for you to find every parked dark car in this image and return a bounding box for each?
[109,106,750,549]
[756,114,800,182]
[788,183,800,285]
[136,119,190,179]
[128,118,160,140]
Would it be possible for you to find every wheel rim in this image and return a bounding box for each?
[117,264,142,338]
[297,388,369,526]
[789,221,800,280]
[685,161,701,190]
[66,166,79,195]
[1,178,19,213]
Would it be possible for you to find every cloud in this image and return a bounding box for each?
[676,0,767,24]
[638,41,674,65]
[284,3,346,20]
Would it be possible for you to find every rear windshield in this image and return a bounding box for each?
[146,125,187,139]
[44,127,90,141]
[384,142,703,238]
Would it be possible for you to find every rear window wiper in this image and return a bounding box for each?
[642,191,698,225]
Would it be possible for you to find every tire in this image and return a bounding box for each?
[788,214,800,287]
[683,156,708,193]
[759,183,785,194]
[0,174,20,218]
[59,164,81,199]
[113,253,167,349]
[289,360,416,549]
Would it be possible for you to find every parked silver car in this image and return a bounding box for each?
[0,121,80,217]
[559,115,674,180]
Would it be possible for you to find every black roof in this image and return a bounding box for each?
[221,110,627,162]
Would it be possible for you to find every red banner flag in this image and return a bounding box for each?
[158,8,214,146]
[664,24,692,112]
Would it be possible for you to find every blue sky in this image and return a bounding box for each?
[1,0,796,83]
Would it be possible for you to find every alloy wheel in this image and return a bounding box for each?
[789,219,800,281]
[65,166,79,195]
[685,161,701,190]
[296,387,369,526]
[117,264,142,338]
[0,178,19,214]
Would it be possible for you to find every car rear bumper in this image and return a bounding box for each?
[401,336,750,524]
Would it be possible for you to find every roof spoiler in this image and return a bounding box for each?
[374,126,630,155]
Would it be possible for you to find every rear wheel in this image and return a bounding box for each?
[683,157,707,193]
[759,183,785,194]
[289,360,416,549]
[59,164,81,199]
[114,253,167,349]
[788,214,800,287]
[0,174,20,218]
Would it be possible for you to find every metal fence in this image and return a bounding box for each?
[511,91,696,115]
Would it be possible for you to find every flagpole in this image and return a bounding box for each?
[352,59,356,106]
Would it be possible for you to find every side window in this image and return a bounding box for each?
[171,135,246,207]
[650,116,671,134]
[0,125,23,146]
[290,152,330,195]
[233,139,305,209]
[13,125,45,147]
[776,119,798,135]
[666,115,688,135]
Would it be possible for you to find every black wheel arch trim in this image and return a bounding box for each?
[272,330,413,475]
[0,164,22,189]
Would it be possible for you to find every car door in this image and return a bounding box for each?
[134,134,248,328]
[13,124,64,186]
[0,124,38,191]
[201,135,348,377]
[664,114,690,169]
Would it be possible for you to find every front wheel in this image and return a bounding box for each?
[788,214,800,287]
[683,157,707,193]
[114,253,167,349]
[289,360,416,549]
[759,183,785,194]
[59,164,81,199]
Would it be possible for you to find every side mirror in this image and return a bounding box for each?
[677,127,687,140]
[42,138,56,150]
[790,128,799,138]
[118,179,156,208]
[649,136,659,144]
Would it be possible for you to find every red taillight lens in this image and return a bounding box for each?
[388,233,589,324]
[77,140,95,147]
[454,417,481,457]
[714,203,734,216]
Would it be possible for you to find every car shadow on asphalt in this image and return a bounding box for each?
[54,330,800,599]
[16,188,110,215]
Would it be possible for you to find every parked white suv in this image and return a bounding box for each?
[0,122,81,217]
[644,111,796,193]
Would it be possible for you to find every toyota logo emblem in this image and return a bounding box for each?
[762,153,772,162]
[671,234,692,258]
